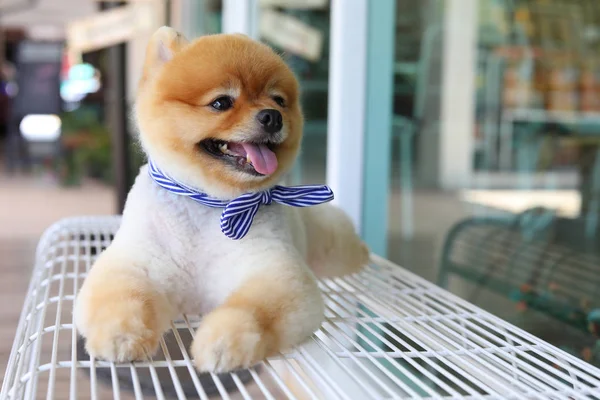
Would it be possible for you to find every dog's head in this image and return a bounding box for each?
[136,27,302,198]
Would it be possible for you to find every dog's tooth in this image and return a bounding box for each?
[219,143,228,152]
[246,154,251,164]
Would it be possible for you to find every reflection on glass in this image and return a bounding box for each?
[386,0,600,368]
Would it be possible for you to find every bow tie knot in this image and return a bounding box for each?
[148,161,334,240]
[260,191,273,205]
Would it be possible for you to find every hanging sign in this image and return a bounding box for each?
[259,9,323,61]
[67,3,153,54]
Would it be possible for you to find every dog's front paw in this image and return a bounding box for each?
[76,293,163,362]
[85,321,160,362]
[191,307,268,372]
[74,269,170,362]
[83,314,161,362]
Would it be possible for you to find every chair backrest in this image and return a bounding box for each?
[438,211,600,333]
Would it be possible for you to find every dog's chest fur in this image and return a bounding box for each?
[112,165,307,315]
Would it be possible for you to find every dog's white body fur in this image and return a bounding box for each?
[75,165,367,371]
[102,164,358,313]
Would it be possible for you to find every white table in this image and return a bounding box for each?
[2,217,600,399]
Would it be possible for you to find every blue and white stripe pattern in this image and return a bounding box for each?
[148,160,334,240]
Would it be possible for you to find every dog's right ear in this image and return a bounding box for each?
[141,26,189,86]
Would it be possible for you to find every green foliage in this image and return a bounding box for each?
[60,107,112,186]
[60,106,148,188]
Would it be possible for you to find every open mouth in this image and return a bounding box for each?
[200,139,279,176]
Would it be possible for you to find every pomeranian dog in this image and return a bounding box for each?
[74,27,368,372]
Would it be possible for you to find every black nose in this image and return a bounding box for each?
[256,109,282,134]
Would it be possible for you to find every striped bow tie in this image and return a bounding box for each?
[148,161,334,240]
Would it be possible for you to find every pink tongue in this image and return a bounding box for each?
[241,143,278,175]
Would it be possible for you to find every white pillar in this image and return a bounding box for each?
[439,0,478,189]
[222,0,259,39]
[326,0,368,231]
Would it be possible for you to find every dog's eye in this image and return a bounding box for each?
[272,96,286,107]
[210,96,234,111]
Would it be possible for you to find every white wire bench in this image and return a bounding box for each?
[2,217,600,399]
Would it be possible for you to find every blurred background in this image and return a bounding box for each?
[2,0,600,378]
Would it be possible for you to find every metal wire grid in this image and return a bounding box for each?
[2,217,600,399]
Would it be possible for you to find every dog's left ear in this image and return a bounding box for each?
[140,26,189,86]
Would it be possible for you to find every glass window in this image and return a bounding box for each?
[383,0,600,368]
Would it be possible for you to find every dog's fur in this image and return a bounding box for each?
[74,27,369,372]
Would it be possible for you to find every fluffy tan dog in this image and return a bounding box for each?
[74,27,368,372]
